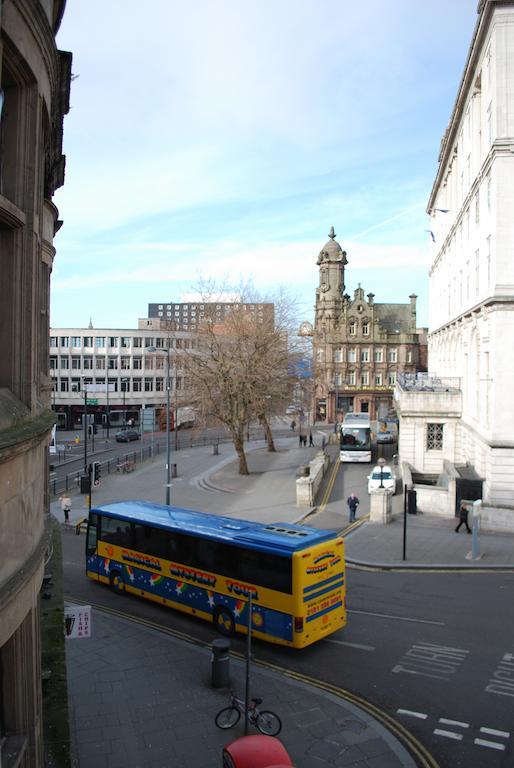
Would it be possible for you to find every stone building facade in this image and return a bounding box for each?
[312,228,427,423]
[395,0,514,530]
[0,2,70,765]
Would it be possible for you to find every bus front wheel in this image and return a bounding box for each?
[110,570,125,594]
[214,606,235,637]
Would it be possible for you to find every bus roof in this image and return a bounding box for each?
[90,501,338,554]
[342,412,370,426]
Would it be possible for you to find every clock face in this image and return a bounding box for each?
[299,321,313,336]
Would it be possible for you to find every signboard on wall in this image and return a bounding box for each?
[64,605,92,639]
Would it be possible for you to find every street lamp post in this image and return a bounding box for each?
[378,457,386,488]
[147,346,172,506]
[122,378,129,427]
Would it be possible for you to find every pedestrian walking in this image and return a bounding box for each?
[59,493,71,524]
[347,493,359,523]
[291,420,296,431]
[455,503,471,533]
[309,432,314,447]
[299,433,303,447]
[302,434,307,447]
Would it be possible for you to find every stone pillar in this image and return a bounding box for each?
[369,489,393,523]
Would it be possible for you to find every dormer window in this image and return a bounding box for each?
[349,321,356,335]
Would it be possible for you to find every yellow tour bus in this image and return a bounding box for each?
[85,501,346,648]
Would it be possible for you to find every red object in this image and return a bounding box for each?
[222,735,293,768]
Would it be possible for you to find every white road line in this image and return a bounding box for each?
[479,727,510,739]
[474,739,506,751]
[348,609,445,626]
[433,729,463,741]
[397,709,428,720]
[438,718,469,728]
[325,639,375,651]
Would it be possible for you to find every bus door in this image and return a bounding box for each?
[86,513,99,578]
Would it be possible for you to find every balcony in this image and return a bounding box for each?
[395,373,462,418]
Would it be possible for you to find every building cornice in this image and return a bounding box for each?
[429,294,514,338]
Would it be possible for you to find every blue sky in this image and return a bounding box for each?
[52,0,477,330]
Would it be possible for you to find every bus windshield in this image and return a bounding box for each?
[341,427,371,450]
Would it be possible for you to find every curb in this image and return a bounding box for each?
[345,557,514,572]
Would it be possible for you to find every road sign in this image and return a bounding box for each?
[86,398,98,405]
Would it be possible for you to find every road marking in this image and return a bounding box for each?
[438,718,469,728]
[479,727,510,738]
[397,709,428,720]
[485,651,514,697]
[325,639,375,651]
[392,641,469,681]
[474,738,506,751]
[433,729,463,741]
[348,609,444,626]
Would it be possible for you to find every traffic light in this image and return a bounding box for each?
[93,461,101,486]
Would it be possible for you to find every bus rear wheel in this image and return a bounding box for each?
[110,570,125,594]
[214,606,235,637]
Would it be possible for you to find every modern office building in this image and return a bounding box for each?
[311,228,427,423]
[0,2,71,765]
[50,319,193,430]
[147,300,274,331]
[395,0,514,530]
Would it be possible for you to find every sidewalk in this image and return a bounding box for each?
[66,609,417,768]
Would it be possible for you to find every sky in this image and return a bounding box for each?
[52,0,478,331]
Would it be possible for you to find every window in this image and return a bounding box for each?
[348,371,356,385]
[388,348,397,363]
[133,337,142,348]
[120,379,130,392]
[375,374,382,386]
[239,549,292,593]
[59,356,69,369]
[108,357,118,370]
[144,356,154,369]
[374,348,383,363]
[83,356,93,370]
[144,378,153,392]
[133,357,142,370]
[349,321,356,335]
[101,516,134,548]
[120,357,131,370]
[388,372,397,386]
[108,336,119,348]
[407,350,413,364]
[486,235,492,286]
[60,378,69,392]
[121,337,131,348]
[155,356,165,369]
[83,336,93,347]
[155,377,164,392]
[426,423,444,451]
[71,378,80,392]
[95,337,105,348]
[348,348,356,363]
[50,336,58,347]
[361,372,369,386]
[71,336,81,347]
[71,356,80,370]
[333,348,343,363]
[60,336,69,347]
[50,356,57,369]
[144,337,154,348]
[132,378,142,392]
[316,348,323,362]
[475,249,480,296]
[362,322,369,335]
[361,348,369,362]
[95,357,106,370]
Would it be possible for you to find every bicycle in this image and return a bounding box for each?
[215,692,282,736]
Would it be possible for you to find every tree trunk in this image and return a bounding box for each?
[233,433,249,475]
[259,414,276,452]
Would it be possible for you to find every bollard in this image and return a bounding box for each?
[213,443,219,455]
[211,638,230,688]
[172,463,178,478]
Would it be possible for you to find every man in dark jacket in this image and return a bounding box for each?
[455,504,471,533]
[347,493,360,523]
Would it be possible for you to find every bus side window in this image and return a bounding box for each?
[86,514,98,557]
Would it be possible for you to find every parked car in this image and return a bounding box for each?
[115,428,140,442]
[367,465,396,494]
[376,429,395,445]
[286,404,297,415]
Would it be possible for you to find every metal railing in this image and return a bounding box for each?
[397,373,461,392]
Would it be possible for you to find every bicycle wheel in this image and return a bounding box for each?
[215,706,241,730]
[255,709,282,736]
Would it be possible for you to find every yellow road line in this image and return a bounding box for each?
[317,455,340,513]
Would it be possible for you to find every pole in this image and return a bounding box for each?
[83,387,88,473]
[402,485,407,561]
[88,463,92,512]
[244,594,252,736]
[166,348,171,505]
[123,386,126,427]
[106,374,110,439]
[174,357,179,452]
